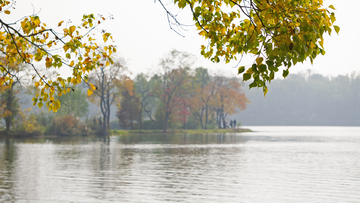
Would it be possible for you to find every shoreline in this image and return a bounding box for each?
[110,128,252,135]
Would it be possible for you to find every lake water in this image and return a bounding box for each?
[1,126,360,202]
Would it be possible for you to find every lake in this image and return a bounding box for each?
[1,126,360,202]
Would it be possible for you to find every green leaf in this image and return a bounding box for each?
[329,5,336,10]
[282,69,289,78]
[249,81,257,89]
[266,60,274,68]
[251,64,257,72]
[38,102,43,108]
[259,64,267,72]
[256,57,263,65]
[238,66,245,74]
[333,25,340,35]
[243,73,251,81]
[270,71,274,80]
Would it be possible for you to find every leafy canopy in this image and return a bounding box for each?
[172,0,339,94]
[0,0,116,111]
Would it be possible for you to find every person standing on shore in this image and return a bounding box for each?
[233,119,237,128]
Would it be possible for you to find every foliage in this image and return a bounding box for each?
[162,0,339,93]
[0,85,18,134]
[209,76,249,128]
[56,87,89,118]
[116,88,140,130]
[0,1,116,112]
[84,116,103,136]
[110,119,122,130]
[133,73,159,129]
[0,57,29,135]
[45,115,88,136]
[153,50,195,132]
[8,108,43,137]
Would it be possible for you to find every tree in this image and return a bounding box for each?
[0,1,116,112]
[0,57,27,136]
[56,87,89,119]
[133,73,159,129]
[0,85,18,136]
[209,76,249,128]
[116,88,140,130]
[88,59,132,136]
[191,67,213,129]
[154,50,194,132]
[142,74,162,129]
[160,0,339,93]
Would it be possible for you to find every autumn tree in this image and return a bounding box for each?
[154,50,194,132]
[88,59,132,136]
[159,0,339,93]
[209,76,249,128]
[0,1,116,112]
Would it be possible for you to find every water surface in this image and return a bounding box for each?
[1,126,360,202]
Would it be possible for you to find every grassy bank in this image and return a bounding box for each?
[109,128,252,135]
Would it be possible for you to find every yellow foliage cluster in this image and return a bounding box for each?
[0,1,116,111]
[172,0,339,94]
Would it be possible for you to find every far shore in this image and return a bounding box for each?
[110,128,252,135]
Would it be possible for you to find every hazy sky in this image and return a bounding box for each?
[4,0,360,78]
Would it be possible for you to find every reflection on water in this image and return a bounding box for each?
[0,126,360,202]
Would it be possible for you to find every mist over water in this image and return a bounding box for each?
[1,126,360,202]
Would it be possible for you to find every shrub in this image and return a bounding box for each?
[45,115,88,136]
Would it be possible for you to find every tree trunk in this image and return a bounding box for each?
[163,112,170,133]
[138,106,143,129]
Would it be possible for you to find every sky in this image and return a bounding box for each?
[3,0,360,79]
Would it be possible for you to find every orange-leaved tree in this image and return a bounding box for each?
[209,76,249,128]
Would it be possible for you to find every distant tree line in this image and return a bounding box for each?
[235,72,360,126]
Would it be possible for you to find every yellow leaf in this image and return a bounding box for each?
[69,61,74,67]
[4,10,10,15]
[69,25,76,34]
[45,57,52,68]
[87,88,93,96]
[199,30,207,37]
[319,38,324,49]
[256,57,263,65]
[106,61,110,67]
[90,83,96,90]
[263,86,268,96]
[329,5,336,10]
[58,20,64,27]
[35,82,39,87]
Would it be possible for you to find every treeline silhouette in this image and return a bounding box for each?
[234,72,360,126]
